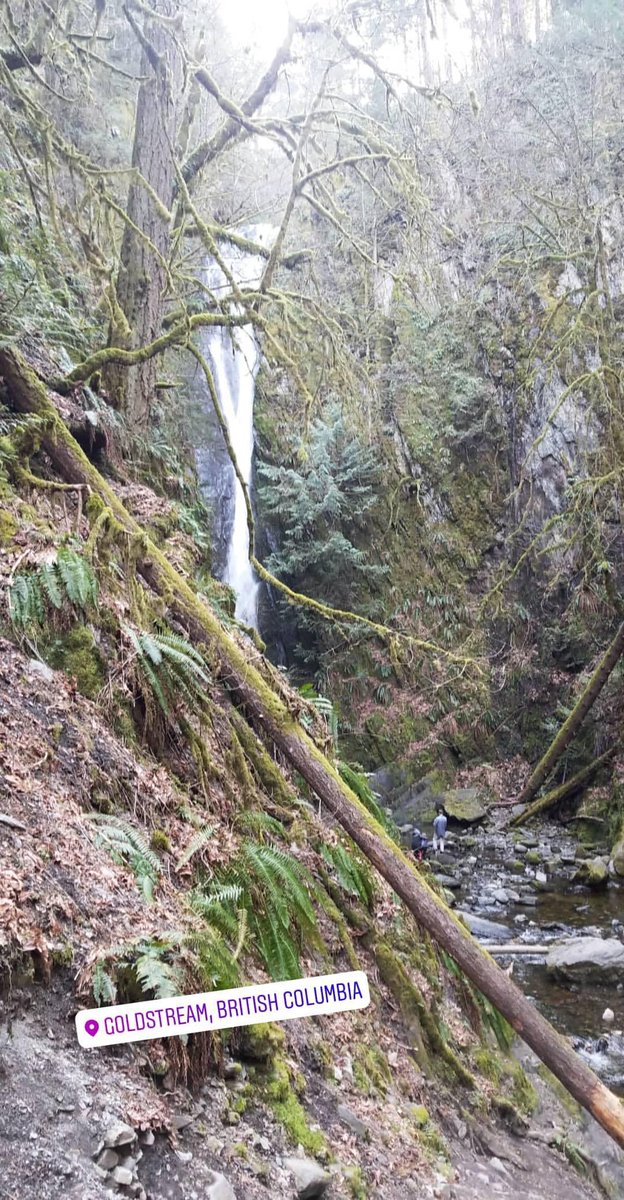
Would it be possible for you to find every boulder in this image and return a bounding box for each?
[611,838,624,878]
[574,857,609,888]
[284,1157,331,1199]
[547,937,624,983]
[442,788,487,825]
[433,873,462,890]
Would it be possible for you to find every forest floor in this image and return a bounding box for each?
[0,975,612,1200]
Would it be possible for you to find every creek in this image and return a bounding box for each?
[432,817,624,1094]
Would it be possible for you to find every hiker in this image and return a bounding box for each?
[411,826,430,862]
[432,804,448,852]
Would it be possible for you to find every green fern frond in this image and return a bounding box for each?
[92,960,117,1006]
[124,625,212,726]
[321,842,375,908]
[253,909,301,980]
[39,561,63,609]
[86,814,162,901]
[235,810,286,839]
[8,550,97,630]
[56,547,98,608]
[338,761,398,841]
[176,824,215,870]
[134,948,182,999]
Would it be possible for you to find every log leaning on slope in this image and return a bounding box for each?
[515,623,624,808]
[510,745,618,829]
[3,346,624,1149]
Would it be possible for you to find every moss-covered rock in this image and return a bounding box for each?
[0,507,17,545]
[45,626,106,699]
[611,831,624,878]
[239,1021,285,1063]
[443,787,487,824]
[574,857,609,889]
[261,1055,326,1154]
[353,1044,392,1096]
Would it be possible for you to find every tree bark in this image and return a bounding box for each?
[516,622,624,807]
[510,745,617,828]
[104,1,179,429]
[3,346,624,1150]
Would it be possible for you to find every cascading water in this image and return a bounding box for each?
[196,226,275,629]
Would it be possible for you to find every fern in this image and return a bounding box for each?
[184,923,241,989]
[338,761,399,841]
[8,549,97,630]
[86,814,162,901]
[204,839,325,980]
[234,810,286,839]
[135,945,182,999]
[299,685,339,749]
[56,547,98,607]
[92,960,117,1006]
[321,842,375,908]
[92,937,185,1004]
[255,909,301,980]
[126,625,212,723]
[176,824,215,870]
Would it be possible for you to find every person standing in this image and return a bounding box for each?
[432,805,447,852]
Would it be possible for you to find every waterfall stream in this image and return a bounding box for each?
[197,226,275,628]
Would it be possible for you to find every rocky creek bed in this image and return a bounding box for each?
[424,814,624,1093]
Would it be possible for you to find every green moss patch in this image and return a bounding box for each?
[45,626,106,699]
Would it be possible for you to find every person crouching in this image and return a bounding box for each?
[411,826,430,862]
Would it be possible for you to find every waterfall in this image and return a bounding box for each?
[197,226,274,629]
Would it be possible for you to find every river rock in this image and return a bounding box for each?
[458,912,512,941]
[442,787,487,825]
[284,1156,331,1198]
[433,873,462,890]
[547,937,624,982]
[574,857,609,888]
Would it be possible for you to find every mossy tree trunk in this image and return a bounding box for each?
[104,0,179,429]
[516,623,624,807]
[3,345,624,1150]
[510,745,618,828]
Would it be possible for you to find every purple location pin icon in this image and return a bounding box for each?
[85,1018,99,1038]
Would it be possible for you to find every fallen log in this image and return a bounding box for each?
[487,944,550,956]
[510,746,617,828]
[3,345,624,1149]
[515,628,624,807]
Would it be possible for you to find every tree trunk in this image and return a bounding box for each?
[516,622,624,807]
[510,745,617,828]
[105,2,178,429]
[3,346,624,1150]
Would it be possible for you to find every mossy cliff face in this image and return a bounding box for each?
[252,244,620,790]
